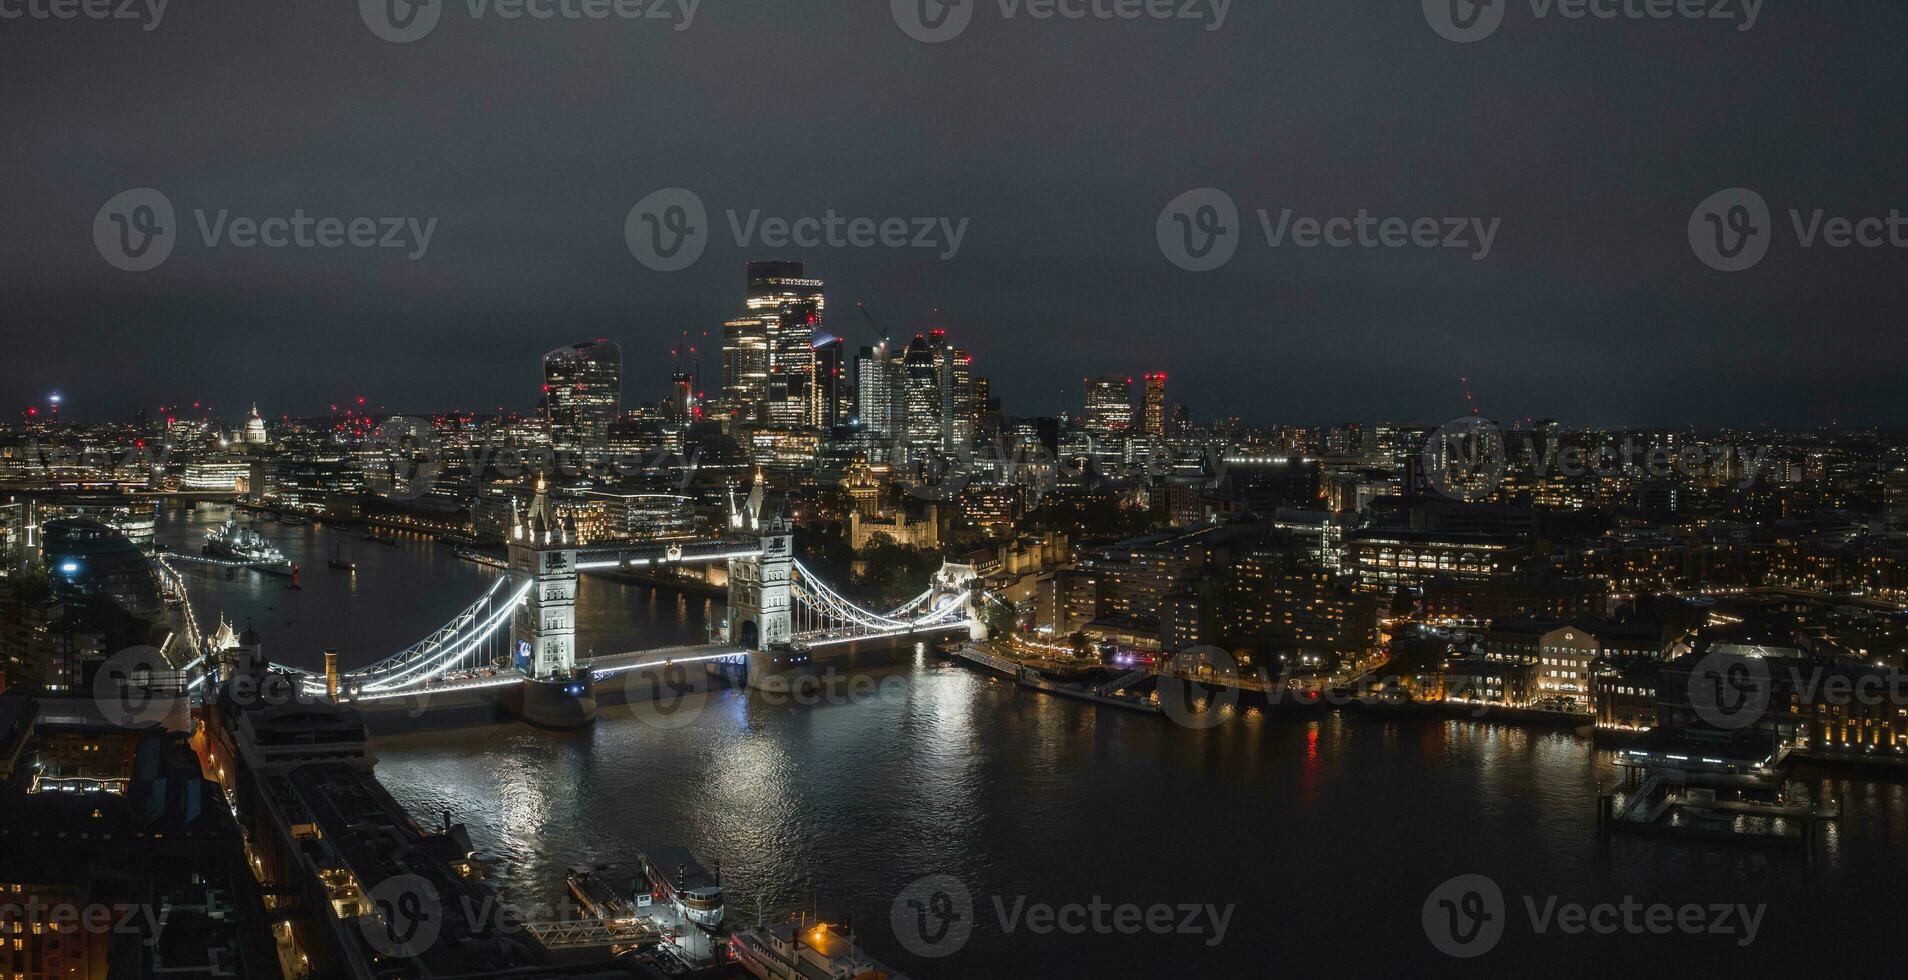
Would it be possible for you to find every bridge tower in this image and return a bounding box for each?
[505,479,595,728]
[726,471,792,651]
[509,479,578,678]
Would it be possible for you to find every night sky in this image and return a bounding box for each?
[4,2,1905,427]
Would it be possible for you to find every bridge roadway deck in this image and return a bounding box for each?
[573,537,763,570]
[587,643,748,678]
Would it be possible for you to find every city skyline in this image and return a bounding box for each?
[9,7,1908,977]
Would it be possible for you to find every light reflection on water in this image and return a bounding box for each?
[158,506,1908,976]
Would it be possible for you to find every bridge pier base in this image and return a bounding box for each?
[743,648,817,690]
[744,636,944,689]
[501,674,598,729]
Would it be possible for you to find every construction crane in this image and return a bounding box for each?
[1459,376,1480,417]
[854,302,890,347]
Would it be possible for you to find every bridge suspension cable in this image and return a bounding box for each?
[357,578,533,692]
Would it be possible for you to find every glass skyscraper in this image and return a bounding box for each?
[745,260,825,426]
[543,340,622,452]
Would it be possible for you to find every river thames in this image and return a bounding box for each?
[157,505,1908,977]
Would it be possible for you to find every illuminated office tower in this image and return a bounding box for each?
[1887,462,1908,542]
[902,334,942,457]
[856,342,900,439]
[935,336,974,453]
[544,341,622,452]
[812,335,848,428]
[746,261,825,426]
[1141,373,1167,438]
[722,316,771,419]
[1083,376,1134,437]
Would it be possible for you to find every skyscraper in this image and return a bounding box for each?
[1141,373,1167,438]
[722,316,771,419]
[935,335,974,453]
[902,334,942,457]
[543,341,622,452]
[1083,376,1134,436]
[812,335,848,429]
[855,342,900,440]
[746,261,825,426]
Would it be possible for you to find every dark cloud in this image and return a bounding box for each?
[3,2,1905,426]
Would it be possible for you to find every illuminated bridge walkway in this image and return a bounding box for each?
[170,538,987,703]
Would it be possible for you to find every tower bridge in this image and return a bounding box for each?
[175,474,991,729]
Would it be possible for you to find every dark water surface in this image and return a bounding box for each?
[159,506,1908,977]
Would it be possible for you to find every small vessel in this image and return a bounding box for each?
[363,531,398,547]
[639,848,725,930]
[280,513,310,526]
[328,541,356,572]
[732,920,905,980]
[454,547,509,570]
